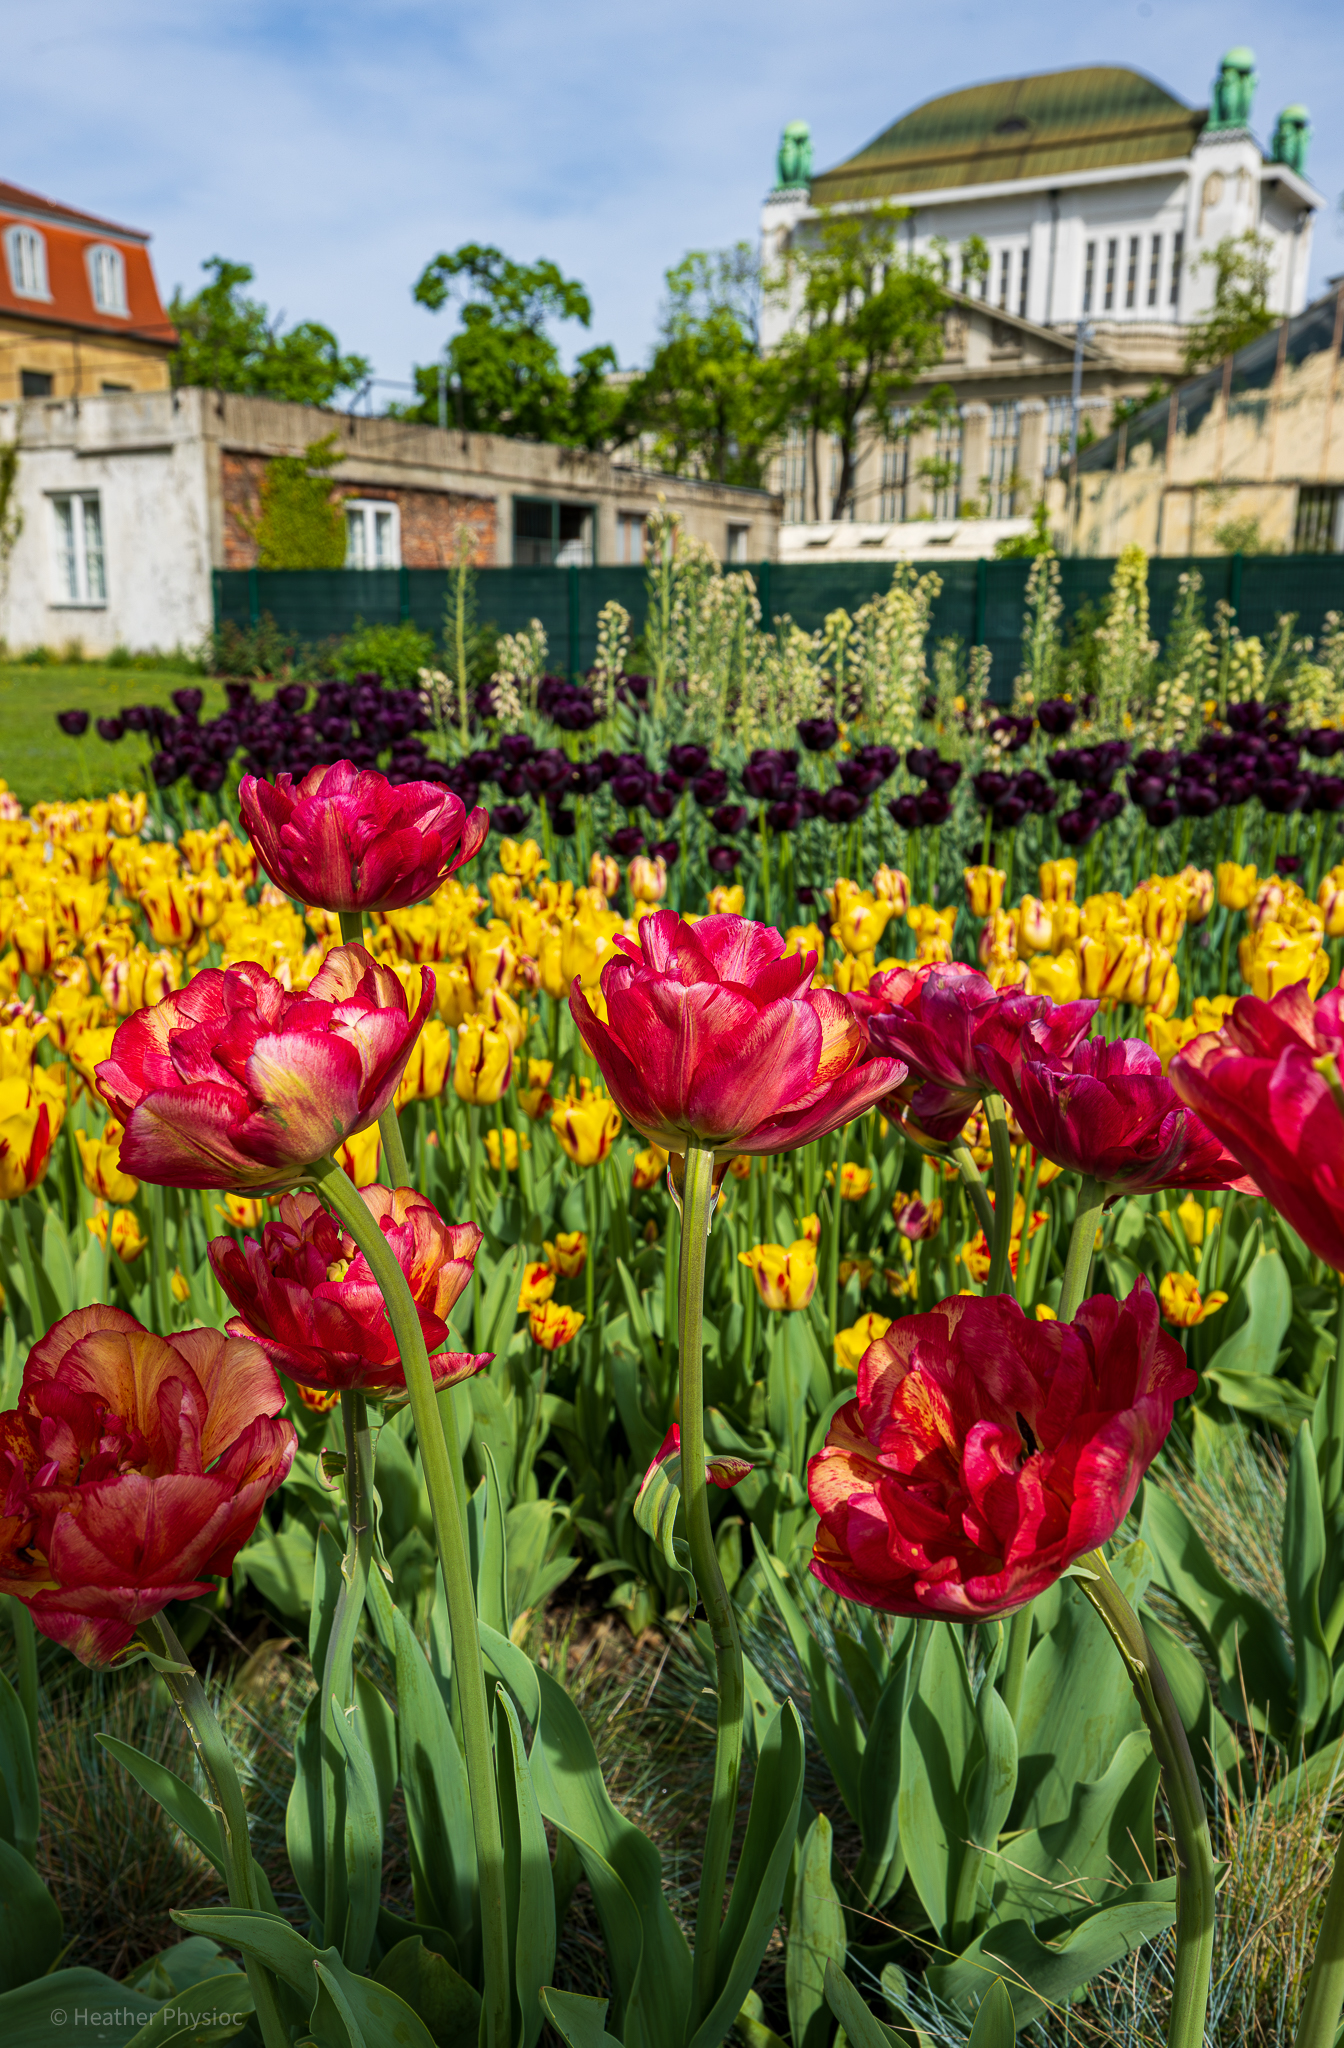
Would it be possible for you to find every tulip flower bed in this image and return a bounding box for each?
[0,533,1342,2048]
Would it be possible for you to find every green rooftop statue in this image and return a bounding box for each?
[1208,47,1257,130]
[775,121,813,191]
[1270,104,1311,175]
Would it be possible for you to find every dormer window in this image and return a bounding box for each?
[5,226,49,300]
[87,244,128,316]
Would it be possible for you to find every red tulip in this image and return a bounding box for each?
[96,944,432,1192]
[0,1306,294,1664]
[642,1423,753,1495]
[977,1024,1256,1195]
[1170,983,1344,1270]
[570,912,906,1156]
[210,1187,490,1396]
[808,1281,1193,1619]
[854,963,1097,1143]
[239,759,488,913]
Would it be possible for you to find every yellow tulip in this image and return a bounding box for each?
[1239,923,1329,1001]
[1143,1012,1200,1072]
[488,871,522,920]
[738,1239,818,1310]
[433,963,475,1026]
[708,885,746,916]
[907,903,957,963]
[838,1255,875,1290]
[11,913,68,978]
[107,790,147,836]
[628,855,668,904]
[1317,865,1344,939]
[88,1205,149,1262]
[784,922,826,965]
[484,1127,529,1172]
[0,1012,50,1076]
[1163,1195,1221,1250]
[632,1145,669,1191]
[75,1121,139,1203]
[476,986,528,1052]
[56,880,110,940]
[139,876,198,949]
[831,1162,873,1202]
[1191,995,1236,1033]
[466,924,518,998]
[1123,942,1177,1012]
[832,890,892,956]
[963,865,1006,919]
[498,837,546,884]
[977,910,1017,965]
[1049,901,1081,953]
[550,1090,621,1166]
[517,1058,555,1120]
[1016,895,1054,955]
[799,1213,822,1244]
[0,1073,66,1198]
[1026,951,1082,1004]
[1159,1270,1229,1328]
[395,1018,453,1107]
[588,852,619,900]
[834,1313,892,1374]
[453,1019,513,1106]
[1128,879,1186,950]
[335,1124,382,1188]
[529,1300,585,1350]
[545,1230,588,1278]
[872,865,910,913]
[220,1192,265,1228]
[1038,858,1078,904]
[518,1261,556,1312]
[68,1023,117,1093]
[1077,930,1142,1000]
[1178,866,1215,923]
[170,1266,191,1304]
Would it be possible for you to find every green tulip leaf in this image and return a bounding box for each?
[0,1837,62,1992]
[966,1978,1016,2048]
[927,1883,1177,2027]
[0,1967,161,2044]
[0,1668,38,1863]
[1204,1248,1292,1377]
[97,1733,226,1881]
[392,1608,477,1960]
[898,1622,978,1939]
[496,1689,556,2048]
[539,1986,625,2048]
[120,1970,255,2045]
[170,1913,437,2048]
[785,1814,846,2048]
[821,1957,894,2048]
[373,1939,479,2044]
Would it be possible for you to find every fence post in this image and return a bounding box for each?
[399,565,410,623]
[248,566,260,628]
[568,563,580,680]
[975,556,988,650]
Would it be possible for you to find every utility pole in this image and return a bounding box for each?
[1066,319,1093,555]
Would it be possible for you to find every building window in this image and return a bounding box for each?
[5,226,48,300]
[986,402,1021,516]
[1170,230,1184,311]
[1125,236,1140,310]
[930,411,962,519]
[513,497,593,566]
[726,522,750,564]
[1083,241,1096,314]
[781,423,808,523]
[617,511,646,564]
[86,244,128,317]
[345,500,400,569]
[51,493,106,605]
[20,370,53,399]
[1295,486,1344,553]
[1104,238,1118,311]
[1041,396,1072,477]
[1148,235,1162,309]
[101,381,132,394]
[1018,247,1030,319]
[880,414,910,521]
[998,247,1011,310]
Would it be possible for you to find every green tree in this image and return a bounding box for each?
[169,258,371,404]
[767,204,948,519]
[626,245,781,486]
[404,244,621,447]
[1183,232,1276,373]
[246,435,347,568]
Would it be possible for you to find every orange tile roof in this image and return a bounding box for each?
[0,179,176,347]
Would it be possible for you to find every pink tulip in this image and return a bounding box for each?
[570,912,906,1156]
[96,944,432,1192]
[1170,983,1344,1270]
[854,962,1096,1142]
[211,1188,490,1396]
[0,1306,294,1663]
[809,1281,1193,1619]
[977,1023,1256,1195]
[240,760,488,912]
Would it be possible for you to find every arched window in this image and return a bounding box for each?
[87,244,128,316]
[5,225,49,299]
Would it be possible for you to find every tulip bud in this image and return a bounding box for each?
[707,885,746,916]
[335,1124,382,1188]
[453,1018,513,1106]
[395,1018,453,1107]
[832,1162,873,1202]
[518,1261,556,1313]
[835,1313,892,1374]
[963,865,1006,919]
[631,1144,669,1191]
[0,1072,65,1197]
[891,1192,943,1240]
[139,877,198,949]
[738,1239,819,1310]
[1017,895,1054,955]
[500,837,546,884]
[799,1212,822,1244]
[832,890,892,956]
[75,1121,139,1203]
[529,1300,585,1350]
[1078,930,1142,1000]
[588,852,619,901]
[1317,865,1344,939]
[1177,866,1215,923]
[1248,878,1286,930]
[628,855,668,904]
[1026,950,1083,1004]
[550,1089,621,1166]
[872,865,910,914]
[1038,858,1077,904]
[544,1230,588,1277]
[517,1058,555,1120]
[87,1204,149,1262]
[1050,901,1081,953]
[485,1126,525,1172]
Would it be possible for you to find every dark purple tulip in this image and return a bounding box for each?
[767,797,804,833]
[838,763,883,798]
[171,688,204,720]
[1176,782,1220,818]
[917,790,952,827]
[494,802,528,832]
[889,794,921,830]
[466,748,501,779]
[973,771,1009,804]
[692,770,729,807]
[905,745,940,779]
[1145,797,1180,828]
[1057,801,1101,845]
[548,806,577,837]
[1094,791,1125,824]
[553,699,598,733]
[1134,748,1177,777]
[660,770,686,796]
[95,717,124,743]
[797,717,839,753]
[611,770,651,807]
[1130,775,1170,809]
[712,805,749,836]
[652,837,680,866]
[1275,853,1302,875]
[571,761,605,797]
[1035,697,1077,737]
[821,787,866,825]
[668,743,709,776]
[987,714,1034,752]
[1015,769,1055,814]
[499,732,535,766]
[610,826,645,858]
[707,844,739,875]
[854,744,900,781]
[150,752,180,787]
[622,674,650,702]
[991,795,1028,831]
[645,786,678,821]
[1309,777,1344,814]
[121,705,151,733]
[928,758,963,795]
[1260,777,1309,815]
[191,760,227,795]
[1304,729,1344,760]
[57,710,90,736]
[799,788,824,820]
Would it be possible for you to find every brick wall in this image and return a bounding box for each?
[219,453,496,569]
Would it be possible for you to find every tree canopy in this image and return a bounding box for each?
[402,243,623,448]
[624,245,782,487]
[1183,232,1277,374]
[169,259,370,405]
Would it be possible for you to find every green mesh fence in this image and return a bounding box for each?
[213,555,1344,704]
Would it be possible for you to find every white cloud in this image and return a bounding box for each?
[8,0,1341,384]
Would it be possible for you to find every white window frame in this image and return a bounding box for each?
[50,493,107,606]
[616,510,646,565]
[726,522,750,564]
[344,499,401,569]
[5,225,49,301]
[86,243,128,317]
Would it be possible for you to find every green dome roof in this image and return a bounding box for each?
[810,63,1205,204]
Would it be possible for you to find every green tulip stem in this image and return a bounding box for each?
[950,1142,995,1245]
[6,1599,37,1765]
[138,1611,290,2048]
[681,1140,745,2028]
[1013,1147,1045,1307]
[321,1388,373,1940]
[10,1199,46,1342]
[1076,1551,1214,2048]
[983,1093,1016,1297]
[308,1154,510,2048]
[338,909,413,1188]
[998,1602,1033,1726]
[1058,1176,1106,1322]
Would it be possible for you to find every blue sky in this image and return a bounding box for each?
[11,0,1343,390]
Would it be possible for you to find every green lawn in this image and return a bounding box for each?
[0,665,253,809]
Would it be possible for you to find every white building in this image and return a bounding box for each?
[762,53,1325,550]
